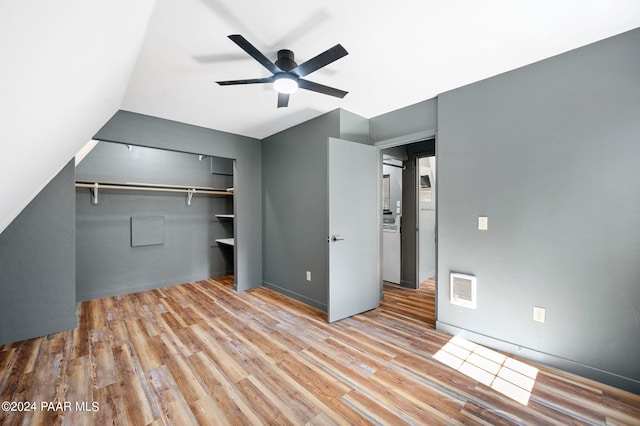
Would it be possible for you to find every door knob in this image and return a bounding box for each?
[329,235,344,242]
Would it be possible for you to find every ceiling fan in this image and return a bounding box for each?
[216,34,349,108]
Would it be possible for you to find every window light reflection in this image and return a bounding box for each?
[433,336,538,405]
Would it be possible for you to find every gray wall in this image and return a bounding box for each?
[339,109,370,144]
[437,28,640,393]
[76,141,232,188]
[0,160,76,345]
[262,110,341,310]
[76,143,233,301]
[370,98,438,143]
[94,110,262,291]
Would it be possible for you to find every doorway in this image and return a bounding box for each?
[380,139,436,325]
[382,157,403,285]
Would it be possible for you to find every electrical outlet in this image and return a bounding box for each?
[533,306,546,323]
[306,271,311,282]
[478,216,488,231]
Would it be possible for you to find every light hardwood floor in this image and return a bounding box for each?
[1,276,639,425]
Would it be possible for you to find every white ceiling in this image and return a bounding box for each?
[0,2,637,235]
[121,0,640,139]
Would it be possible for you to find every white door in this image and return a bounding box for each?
[328,137,380,322]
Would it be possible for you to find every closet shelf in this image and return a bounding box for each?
[216,238,235,246]
[76,181,233,206]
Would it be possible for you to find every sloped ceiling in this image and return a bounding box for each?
[0,1,156,234]
[1,0,639,235]
[122,0,640,139]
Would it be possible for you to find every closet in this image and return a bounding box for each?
[75,141,235,301]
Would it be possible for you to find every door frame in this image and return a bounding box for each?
[374,130,438,320]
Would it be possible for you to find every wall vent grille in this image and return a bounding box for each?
[450,272,477,309]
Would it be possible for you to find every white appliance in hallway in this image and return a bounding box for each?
[418,156,436,282]
[383,215,401,283]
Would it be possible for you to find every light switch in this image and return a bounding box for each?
[306,271,311,281]
[478,216,488,231]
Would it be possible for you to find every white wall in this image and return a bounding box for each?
[0,0,156,234]
[418,156,436,281]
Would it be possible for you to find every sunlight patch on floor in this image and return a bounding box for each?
[433,336,538,405]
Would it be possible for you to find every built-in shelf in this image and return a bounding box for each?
[215,214,235,219]
[216,238,235,247]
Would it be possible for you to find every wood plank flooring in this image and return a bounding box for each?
[1,276,639,425]
[381,278,436,327]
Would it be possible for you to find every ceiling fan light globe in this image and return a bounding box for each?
[274,75,298,94]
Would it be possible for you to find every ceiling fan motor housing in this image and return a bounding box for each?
[216,35,349,107]
[275,49,297,71]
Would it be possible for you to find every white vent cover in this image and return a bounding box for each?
[450,273,477,309]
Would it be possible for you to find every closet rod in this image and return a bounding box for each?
[75,182,232,195]
[383,161,405,170]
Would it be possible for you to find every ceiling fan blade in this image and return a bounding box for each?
[298,79,348,98]
[291,44,348,77]
[228,34,281,75]
[216,76,274,86]
[277,92,290,108]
